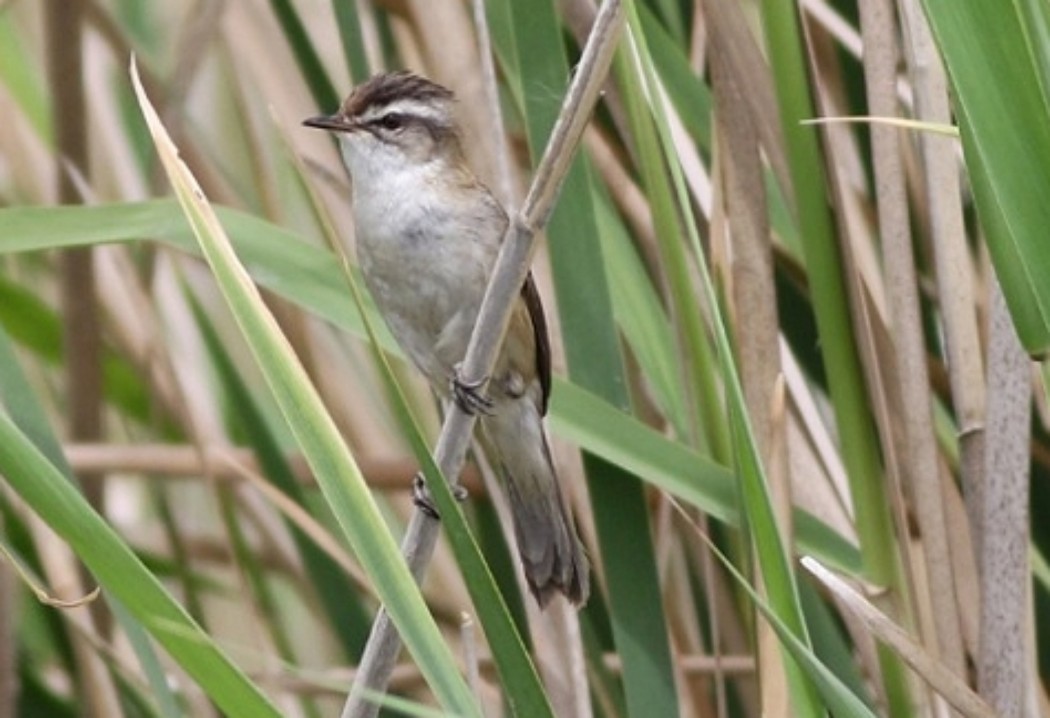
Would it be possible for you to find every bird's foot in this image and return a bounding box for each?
[412,472,468,519]
[451,365,494,416]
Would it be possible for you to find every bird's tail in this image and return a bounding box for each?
[482,399,589,607]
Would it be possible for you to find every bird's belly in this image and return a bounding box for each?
[359,228,490,387]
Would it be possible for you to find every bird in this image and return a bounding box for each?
[304,71,589,606]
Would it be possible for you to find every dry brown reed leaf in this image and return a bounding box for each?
[804,556,998,718]
[63,442,481,492]
[710,13,791,713]
[700,0,790,202]
[897,0,987,570]
[859,0,965,680]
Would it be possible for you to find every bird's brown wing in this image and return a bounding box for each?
[521,272,552,416]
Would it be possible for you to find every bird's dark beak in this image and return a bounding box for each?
[303,113,355,132]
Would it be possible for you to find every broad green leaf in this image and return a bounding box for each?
[920,0,1050,354]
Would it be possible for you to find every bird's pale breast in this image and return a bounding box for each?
[354,178,502,389]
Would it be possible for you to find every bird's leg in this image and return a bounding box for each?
[412,472,468,519]
[451,363,494,415]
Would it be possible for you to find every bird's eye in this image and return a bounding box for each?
[378,113,405,131]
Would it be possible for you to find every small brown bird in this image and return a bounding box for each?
[304,72,589,606]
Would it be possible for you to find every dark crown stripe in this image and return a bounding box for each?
[342,71,454,118]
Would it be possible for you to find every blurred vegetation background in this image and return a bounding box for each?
[0,0,1048,716]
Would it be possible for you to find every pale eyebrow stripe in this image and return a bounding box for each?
[358,99,447,125]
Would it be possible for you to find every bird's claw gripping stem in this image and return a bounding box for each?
[451,365,494,416]
[412,472,468,519]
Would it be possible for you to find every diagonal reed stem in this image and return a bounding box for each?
[342,2,626,716]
